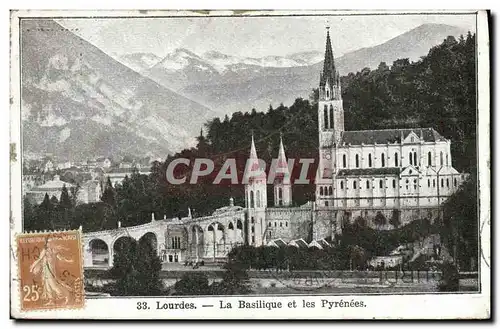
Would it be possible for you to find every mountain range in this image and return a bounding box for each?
[21,21,466,160]
[21,20,215,161]
[117,23,466,117]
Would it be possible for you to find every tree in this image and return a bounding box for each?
[59,184,72,209]
[211,262,251,295]
[23,197,36,232]
[373,211,387,228]
[101,177,116,207]
[110,239,163,296]
[441,175,478,271]
[389,209,401,228]
[174,273,211,295]
[70,183,81,207]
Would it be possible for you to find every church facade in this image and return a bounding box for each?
[83,30,468,266]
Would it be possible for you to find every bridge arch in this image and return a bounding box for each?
[113,236,136,255]
[88,238,110,267]
[138,232,158,253]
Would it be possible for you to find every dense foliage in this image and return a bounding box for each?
[108,238,163,296]
[440,174,478,271]
[342,33,476,173]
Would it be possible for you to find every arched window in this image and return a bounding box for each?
[280,222,283,227]
[274,222,277,227]
[343,154,347,168]
[285,222,288,227]
[368,154,372,167]
[446,154,449,166]
[251,217,255,224]
[392,179,396,188]
[250,191,254,208]
[413,152,418,166]
[433,179,436,188]
[326,88,330,99]
[413,179,417,190]
[340,181,344,189]
[379,180,383,188]
[454,178,457,187]
[381,153,385,167]
[278,187,283,199]
[428,179,430,187]
[353,181,357,189]
[329,105,334,129]
[323,105,328,130]
[428,151,432,166]
[328,186,333,195]
[355,154,360,168]
[319,187,324,196]
[441,179,444,187]
[366,180,370,189]
[395,153,399,167]
[446,178,449,187]
[409,152,413,165]
[440,152,444,166]
[256,190,261,208]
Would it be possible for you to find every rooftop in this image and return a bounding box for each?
[341,128,446,146]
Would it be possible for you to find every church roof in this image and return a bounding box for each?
[340,128,446,146]
[337,167,401,177]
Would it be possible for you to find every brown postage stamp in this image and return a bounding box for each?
[16,230,85,312]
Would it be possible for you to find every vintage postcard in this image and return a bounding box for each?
[10,10,490,319]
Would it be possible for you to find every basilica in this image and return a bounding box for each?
[83,30,468,266]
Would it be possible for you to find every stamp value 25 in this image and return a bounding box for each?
[16,230,84,311]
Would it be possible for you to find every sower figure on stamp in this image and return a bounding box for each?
[29,237,74,306]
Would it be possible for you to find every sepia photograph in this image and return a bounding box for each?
[9,10,490,319]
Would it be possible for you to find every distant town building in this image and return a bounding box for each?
[41,158,54,173]
[104,167,151,187]
[26,175,74,204]
[56,159,73,170]
[96,157,112,169]
[78,180,102,204]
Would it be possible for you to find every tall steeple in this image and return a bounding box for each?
[275,133,290,179]
[320,27,337,88]
[250,133,258,160]
[273,133,292,207]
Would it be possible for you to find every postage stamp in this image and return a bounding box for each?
[16,230,85,311]
[9,9,490,319]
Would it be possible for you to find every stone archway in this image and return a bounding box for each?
[190,224,204,262]
[139,232,158,254]
[112,236,136,262]
[89,239,110,267]
[206,222,225,260]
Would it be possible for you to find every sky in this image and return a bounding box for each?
[58,13,476,59]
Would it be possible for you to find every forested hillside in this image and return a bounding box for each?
[24,33,477,234]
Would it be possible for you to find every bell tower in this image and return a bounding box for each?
[317,27,344,205]
[318,27,344,147]
[244,134,267,246]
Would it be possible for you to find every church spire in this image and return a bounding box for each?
[276,133,290,178]
[320,27,337,88]
[250,132,258,159]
